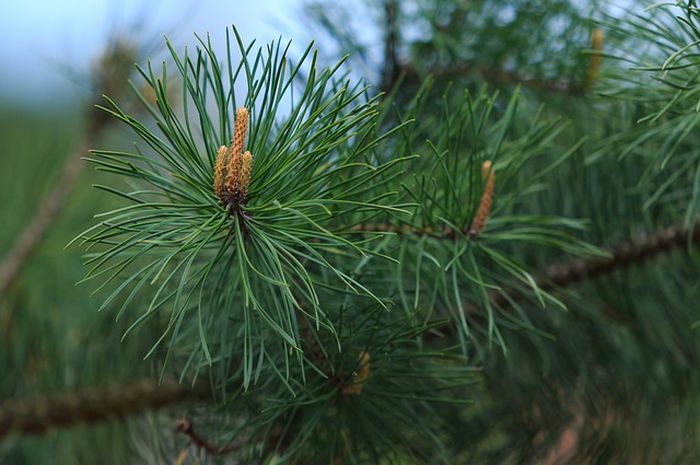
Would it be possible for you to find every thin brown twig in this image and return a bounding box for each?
[0,108,112,299]
[167,316,344,459]
[351,222,460,239]
[174,417,291,460]
[397,61,585,96]
[175,417,245,456]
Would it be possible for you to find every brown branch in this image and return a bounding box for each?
[492,218,700,312]
[0,96,116,299]
[379,217,700,337]
[356,217,700,297]
[0,37,138,298]
[397,61,585,96]
[0,135,99,297]
[0,378,208,439]
[540,219,700,291]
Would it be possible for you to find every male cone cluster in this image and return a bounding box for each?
[214,107,253,209]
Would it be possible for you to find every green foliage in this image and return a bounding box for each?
[205,311,477,464]
[0,110,150,465]
[76,22,605,397]
[65,20,632,465]
[366,84,605,355]
[603,2,700,222]
[75,30,416,388]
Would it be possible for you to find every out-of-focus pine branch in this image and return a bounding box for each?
[397,61,587,95]
[0,379,208,439]
[539,218,700,290]
[0,39,140,297]
[0,136,102,297]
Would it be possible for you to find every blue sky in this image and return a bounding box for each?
[0,0,305,106]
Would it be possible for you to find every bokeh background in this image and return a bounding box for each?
[0,1,298,106]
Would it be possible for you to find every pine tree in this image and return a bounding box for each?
[3,1,700,464]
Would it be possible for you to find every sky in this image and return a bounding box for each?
[0,0,306,107]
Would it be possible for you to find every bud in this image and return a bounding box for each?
[342,351,371,396]
[213,145,228,198]
[231,107,249,162]
[225,107,249,193]
[240,150,253,196]
[224,149,242,196]
[586,28,604,90]
[469,161,495,239]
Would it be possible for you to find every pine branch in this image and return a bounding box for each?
[0,37,140,298]
[175,418,246,456]
[351,222,459,238]
[539,219,700,290]
[0,378,208,439]
[481,218,700,321]
[369,217,700,332]
[397,61,585,95]
[356,217,699,295]
[0,132,102,297]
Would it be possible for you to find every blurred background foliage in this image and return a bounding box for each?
[3,0,700,464]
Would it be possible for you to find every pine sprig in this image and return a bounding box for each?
[178,308,478,465]
[357,85,605,351]
[73,29,412,388]
[603,1,700,220]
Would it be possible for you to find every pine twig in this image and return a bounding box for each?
[487,217,700,313]
[0,36,138,298]
[351,222,459,239]
[175,417,245,456]
[419,217,700,336]
[397,61,585,96]
[0,110,110,298]
[0,378,208,439]
[540,219,700,290]
[175,417,294,459]
[355,216,700,295]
